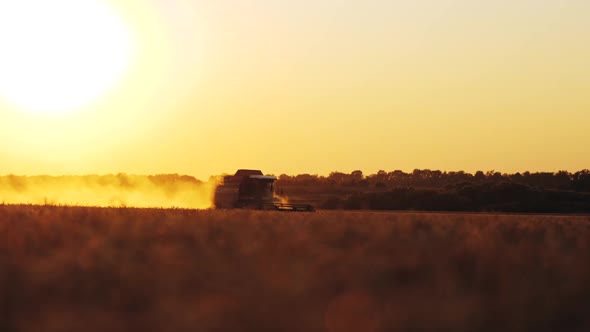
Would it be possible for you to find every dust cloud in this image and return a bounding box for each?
[0,174,216,209]
[276,195,290,204]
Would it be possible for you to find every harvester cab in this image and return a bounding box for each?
[214,169,314,211]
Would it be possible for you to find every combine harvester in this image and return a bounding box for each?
[214,169,315,211]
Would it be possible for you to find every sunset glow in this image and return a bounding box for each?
[0,0,589,178]
[0,0,134,114]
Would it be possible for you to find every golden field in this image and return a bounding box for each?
[1,205,589,332]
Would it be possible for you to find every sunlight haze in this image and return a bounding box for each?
[0,0,135,113]
[1,0,589,179]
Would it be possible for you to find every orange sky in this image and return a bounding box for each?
[0,0,589,180]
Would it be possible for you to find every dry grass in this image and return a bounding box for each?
[1,205,589,332]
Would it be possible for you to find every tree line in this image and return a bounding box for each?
[276,169,590,192]
[275,169,590,213]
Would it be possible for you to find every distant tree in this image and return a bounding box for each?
[351,170,363,181]
[328,172,348,185]
[388,170,408,182]
[374,170,387,182]
[278,174,292,181]
[474,171,485,181]
[412,169,424,180]
[554,171,572,188]
[572,170,590,191]
[293,174,318,184]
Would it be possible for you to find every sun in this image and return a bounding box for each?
[0,0,135,114]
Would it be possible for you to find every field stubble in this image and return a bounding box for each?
[1,206,589,332]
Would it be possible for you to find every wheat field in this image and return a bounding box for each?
[1,205,589,332]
